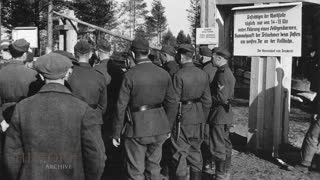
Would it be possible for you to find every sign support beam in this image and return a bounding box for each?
[234,3,299,156]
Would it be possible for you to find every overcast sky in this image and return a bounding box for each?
[118,0,190,36]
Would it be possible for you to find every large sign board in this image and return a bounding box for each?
[196,27,218,45]
[233,2,302,57]
[12,27,38,48]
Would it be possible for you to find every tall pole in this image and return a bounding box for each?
[47,0,53,53]
[133,0,136,38]
[0,0,2,42]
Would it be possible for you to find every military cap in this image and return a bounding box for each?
[215,48,232,60]
[97,39,111,52]
[54,50,78,64]
[212,47,220,54]
[35,53,73,80]
[199,46,212,57]
[74,39,92,54]
[161,45,176,57]
[131,37,149,51]
[11,39,30,52]
[177,44,194,54]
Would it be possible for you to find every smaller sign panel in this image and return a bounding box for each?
[196,28,218,45]
[233,2,302,57]
[12,27,38,48]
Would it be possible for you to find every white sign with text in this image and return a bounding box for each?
[196,27,218,45]
[233,3,302,57]
[12,27,38,48]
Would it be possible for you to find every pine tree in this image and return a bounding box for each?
[162,29,176,47]
[71,0,118,30]
[176,30,188,45]
[145,0,167,44]
[186,0,201,43]
[186,34,192,44]
[120,0,148,38]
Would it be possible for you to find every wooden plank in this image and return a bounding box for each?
[200,0,206,28]
[47,0,53,53]
[248,57,266,150]
[216,0,320,5]
[263,57,276,152]
[273,57,282,157]
[280,56,292,144]
[53,11,133,41]
[257,57,266,150]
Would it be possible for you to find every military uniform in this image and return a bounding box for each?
[199,46,217,174]
[4,53,106,180]
[112,38,177,180]
[208,48,235,180]
[94,39,112,85]
[0,39,43,122]
[170,44,212,180]
[68,40,108,114]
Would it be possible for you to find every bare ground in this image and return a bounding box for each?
[228,97,320,180]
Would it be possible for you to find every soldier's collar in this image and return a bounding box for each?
[9,60,24,65]
[78,62,92,68]
[217,64,229,73]
[181,62,194,68]
[202,61,212,67]
[39,83,72,94]
[136,58,152,65]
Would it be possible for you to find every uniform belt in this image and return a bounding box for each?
[131,103,163,113]
[181,98,201,105]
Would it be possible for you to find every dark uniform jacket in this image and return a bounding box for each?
[163,61,179,78]
[208,64,236,125]
[94,59,111,85]
[3,83,106,180]
[113,60,178,139]
[68,62,108,114]
[202,61,217,83]
[0,60,43,122]
[173,62,212,125]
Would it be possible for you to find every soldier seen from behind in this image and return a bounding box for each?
[0,39,43,124]
[208,48,235,180]
[68,39,108,115]
[170,44,212,180]
[112,37,178,180]
[3,53,106,180]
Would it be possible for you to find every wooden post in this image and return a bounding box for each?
[246,3,294,157]
[248,55,292,156]
[200,0,217,48]
[280,56,292,145]
[65,10,77,54]
[47,0,53,53]
[0,0,2,43]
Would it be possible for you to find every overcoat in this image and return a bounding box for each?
[3,83,106,180]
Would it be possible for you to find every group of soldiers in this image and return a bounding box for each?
[0,36,235,180]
